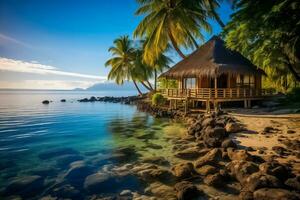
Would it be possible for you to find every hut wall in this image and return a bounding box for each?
[255,75,262,89]
[229,75,236,88]
[198,76,210,88]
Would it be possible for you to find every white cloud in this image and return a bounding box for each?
[0,80,98,90]
[0,57,107,80]
[0,33,31,48]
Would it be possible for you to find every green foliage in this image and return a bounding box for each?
[158,78,178,89]
[134,0,216,65]
[223,0,300,92]
[152,93,166,106]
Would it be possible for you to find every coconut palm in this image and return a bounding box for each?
[134,0,211,65]
[105,35,143,95]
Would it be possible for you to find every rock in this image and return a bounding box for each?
[263,126,276,133]
[239,190,254,200]
[38,148,79,160]
[202,127,227,147]
[287,129,296,134]
[56,154,83,167]
[244,172,282,192]
[137,167,173,182]
[225,122,243,133]
[259,161,291,182]
[227,149,253,161]
[194,165,217,176]
[221,139,237,148]
[285,176,300,191]
[175,147,201,159]
[226,160,259,184]
[120,189,132,196]
[171,162,194,179]
[60,99,66,102]
[42,100,50,104]
[63,163,93,185]
[89,96,97,102]
[174,181,202,200]
[201,118,215,127]
[50,184,81,199]
[194,148,222,168]
[204,173,224,188]
[144,182,176,199]
[84,173,115,193]
[272,146,287,156]
[141,156,169,166]
[253,188,300,200]
[3,175,44,197]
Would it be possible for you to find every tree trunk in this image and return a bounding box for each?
[154,69,157,91]
[146,80,154,90]
[140,81,152,91]
[186,30,199,49]
[133,80,143,95]
[208,1,225,28]
[168,30,186,59]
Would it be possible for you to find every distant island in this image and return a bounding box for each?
[77,82,146,91]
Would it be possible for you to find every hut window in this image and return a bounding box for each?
[237,75,255,87]
[185,78,196,89]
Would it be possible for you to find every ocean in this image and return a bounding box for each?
[0,90,185,199]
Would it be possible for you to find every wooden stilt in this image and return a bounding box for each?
[174,100,177,109]
[214,101,218,112]
[206,100,210,113]
[184,98,188,114]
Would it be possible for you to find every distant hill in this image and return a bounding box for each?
[85,82,146,91]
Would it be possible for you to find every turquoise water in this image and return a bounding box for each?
[0,90,185,199]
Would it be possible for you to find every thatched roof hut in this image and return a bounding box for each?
[160,36,265,78]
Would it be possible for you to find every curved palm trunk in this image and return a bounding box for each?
[168,30,186,59]
[140,81,152,91]
[146,80,154,90]
[133,80,143,95]
[208,1,225,28]
[154,69,157,91]
[186,30,199,49]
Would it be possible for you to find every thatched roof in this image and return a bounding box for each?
[160,36,265,78]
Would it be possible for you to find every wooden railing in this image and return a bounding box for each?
[159,88,275,99]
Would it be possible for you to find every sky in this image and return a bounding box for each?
[0,0,233,90]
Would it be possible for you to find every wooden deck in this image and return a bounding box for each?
[159,88,274,101]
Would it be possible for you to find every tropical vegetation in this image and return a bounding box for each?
[105,0,299,95]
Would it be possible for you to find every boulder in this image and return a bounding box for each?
[227,149,253,161]
[140,156,169,166]
[225,122,243,133]
[194,165,218,176]
[42,100,50,104]
[259,161,291,182]
[253,188,300,200]
[285,176,300,191]
[221,139,237,148]
[84,173,116,193]
[204,173,224,188]
[60,99,66,102]
[226,160,259,184]
[50,184,81,199]
[202,127,227,147]
[239,190,254,200]
[194,148,222,168]
[244,172,282,192]
[171,162,194,179]
[201,118,215,127]
[272,146,287,156]
[3,175,44,197]
[63,163,93,185]
[175,147,201,159]
[174,181,202,200]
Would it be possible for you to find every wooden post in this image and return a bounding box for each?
[206,100,210,113]
[169,99,172,109]
[214,101,218,112]
[214,76,217,98]
[185,98,189,114]
[174,100,177,109]
[244,100,247,108]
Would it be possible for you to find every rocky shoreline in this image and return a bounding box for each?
[31,96,300,199]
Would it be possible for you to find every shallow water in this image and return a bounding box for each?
[0,90,186,199]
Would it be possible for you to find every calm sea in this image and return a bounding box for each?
[0,90,185,199]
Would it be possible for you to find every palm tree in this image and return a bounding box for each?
[105,36,143,95]
[134,0,211,65]
[203,0,225,28]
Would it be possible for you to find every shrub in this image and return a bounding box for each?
[152,93,166,106]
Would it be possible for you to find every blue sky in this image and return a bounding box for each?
[0,0,233,89]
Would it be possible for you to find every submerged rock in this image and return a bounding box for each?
[84,173,115,193]
[3,175,44,197]
[63,162,93,186]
